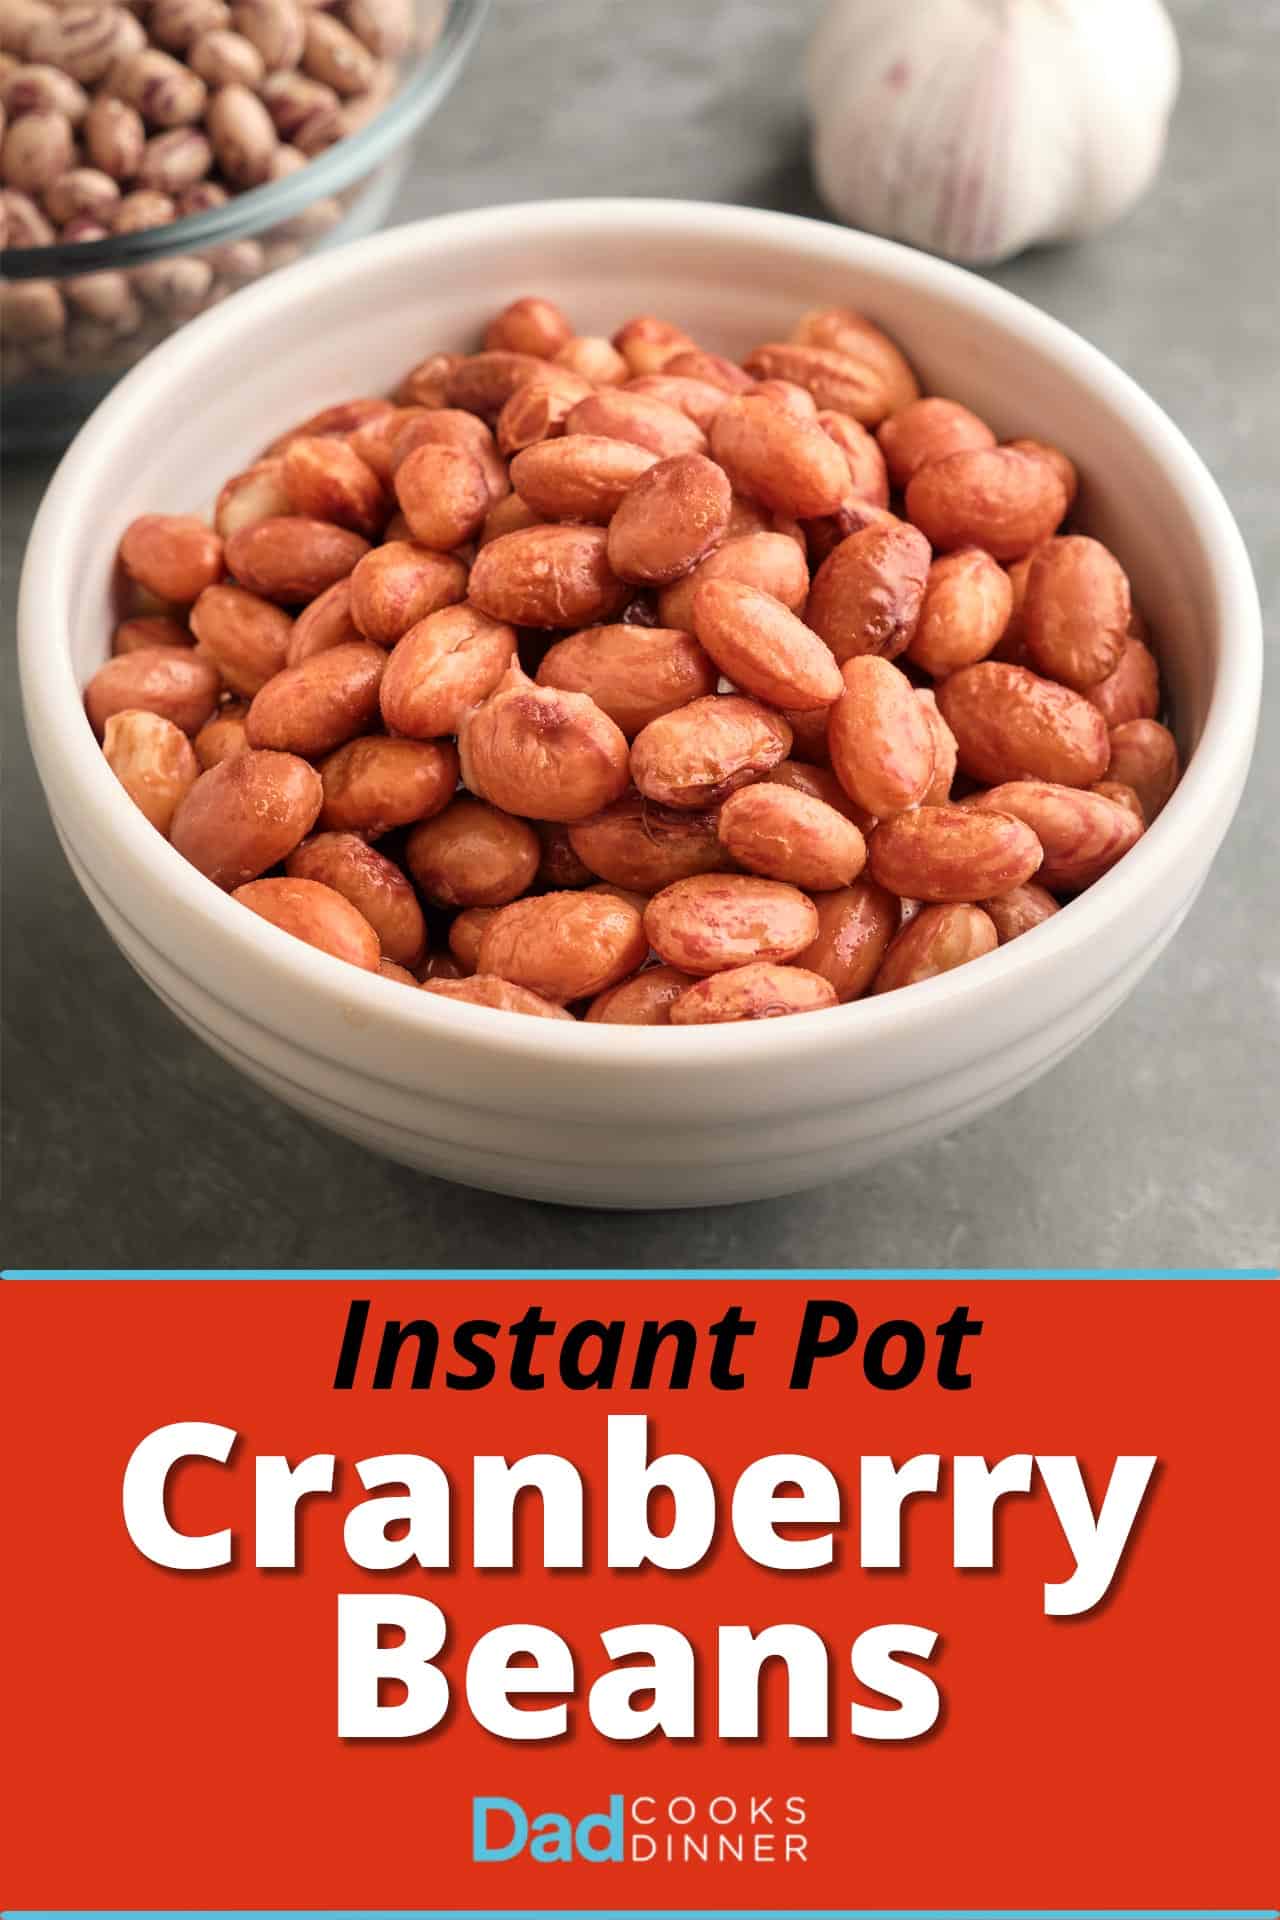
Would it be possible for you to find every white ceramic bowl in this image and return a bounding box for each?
[19,199,1262,1209]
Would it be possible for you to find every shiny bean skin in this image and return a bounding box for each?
[232,875,381,970]
[467,524,629,630]
[936,662,1111,789]
[991,552,1035,664]
[379,958,422,987]
[759,323,919,422]
[443,352,562,420]
[868,804,1044,902]
[348,541,467,647]
[119,513,224,605]
[194,698,251,769]
[286,831,426,965]
[656,531,809,631]
[225,515,370,604]
[535,820,595,890]
[459,668,630,824]
[1092,780,1146,827]
[631,694,792,810]
[606,452,731,584]
[244,640,385,756]
[395,351,463,408]
[645,873,818,974]
[717,782,867,891]
[873,903,999,994]
[1087,636,1161,729]
[1105,719,1180,823]
[663,348,756,393]
[536,625,717,738]
[493,374,591,455]
[282,435,386,539]
[264,398,392,457]
[394,441,490,551]
[779,704,834,768]
[803,497,901,571]
[102,708,199,834]
[170,747,322,887]
[905,448,1068,562]
[554,334,630,385]
[907,548,1013,678]
[792,308,922,408]
[818,409,890,507]
[877,397,996,488]
[612,314,697,375]
[982,881,1061,943]
[565,387,708,460]
[968,780,1142,891]
[286,577,364,664]
[692,579,842,711]
[390,408,510,503]
[917,688,959,806]
[347,406,430,485]
[380,603,515,740]
[478,493,543,548]
[764,759,876,834]
[112,614,192,656]
[84,645,221,738]
[567,790,726,892]
[1005,437,1079,514]
[1021,535,1130,690]
[794,878,900,1001]
[447,905,497,971]
[508,434,659,524]
[585,965,697,1024]
[420,974,574,1019]
[828,656,935,819]
[624,373,732,435]
[484,295,573,359]
[709,394,850,518]
[189,582,292,695]
[318,734,458,836]
[669,962,837,1023]
[215,460,292,540]
[479,890,649,1003]
[405,796,540,908]
[805,521,931,665]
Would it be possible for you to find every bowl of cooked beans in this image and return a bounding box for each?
[19,199,1262,1206]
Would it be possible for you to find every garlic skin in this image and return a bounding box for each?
[808,0,1181,264]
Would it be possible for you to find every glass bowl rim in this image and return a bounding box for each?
[0,0,489,281]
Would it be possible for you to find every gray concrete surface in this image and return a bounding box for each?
[3,0,1276,1270]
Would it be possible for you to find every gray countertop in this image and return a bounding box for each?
[3,0,1276,1271]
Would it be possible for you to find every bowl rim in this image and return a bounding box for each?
[0,0,489,279]
[19,197,1264,1074]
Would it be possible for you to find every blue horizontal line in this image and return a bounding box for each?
[4,1268,1275,1281]
[6,1908,1275,1918]
[6,1910,1276,1918]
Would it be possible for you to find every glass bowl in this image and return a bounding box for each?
[0,0,488,450]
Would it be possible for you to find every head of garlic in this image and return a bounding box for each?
[808,0,1181,265]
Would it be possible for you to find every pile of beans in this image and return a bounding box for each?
[0,0,416,381]
[84,294,1182,1026]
